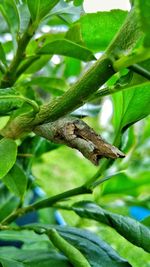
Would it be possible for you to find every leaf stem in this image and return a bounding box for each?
[16,55,40,78]
[89,84,129,101]
[0,95,39,113]
[1,185,92,225]
[114,47,150,71]
[129,64,150,80]
[84,159,112,189]
[0,21,35,88]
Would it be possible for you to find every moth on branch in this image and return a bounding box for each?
[34,117,125,165]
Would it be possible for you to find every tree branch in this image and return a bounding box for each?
[0,8,143,139]
[0,55,115,138]
[33,56,114,125]
[32,6,143,125]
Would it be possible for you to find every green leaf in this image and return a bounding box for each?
[112,82,150,132]
[135,0,150,47]
[27,0,59,21]
[0,138,17,179]
[2,40,13,55]
[17,2,30,34]
[121,127,136,153]
[32,146,97,196]
[50,2,82,25]
[19,136,59,160]
[24,55,51,74]
[0,0,20,48]
[0,88,38,115]
[66,23,84,46]
[101,172,137,196]
[28,224,131,267]
[56,227,131,267]
[29,77,69,95]
[0,42,7,66]
[0,247,71,267]
[0,88,23,115]
[66,10,127,52]
[0,229,48,243]
[0,116,10,131]
[47,229,91,267]
[102,171,150,196]
[38,39,95,62]
[72,201,150,253]
[139,58,150,72]
[0,195,19,222]
[141,216,150,227]
[0,257,24,267]
[64,58,82,78]
[72,103,101,117]
[3,164,27,199]
[73,0,83,6]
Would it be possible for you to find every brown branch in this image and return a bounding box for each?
[34,117,125,165]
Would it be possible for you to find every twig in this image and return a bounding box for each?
[1,185,92,225]
[129,64,150,80]
[16,55,40,78]
[0,21,35,88]
[33,56,115,125]
[114,47,150,71]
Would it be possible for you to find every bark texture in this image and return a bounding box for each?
[34,117,125,165]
